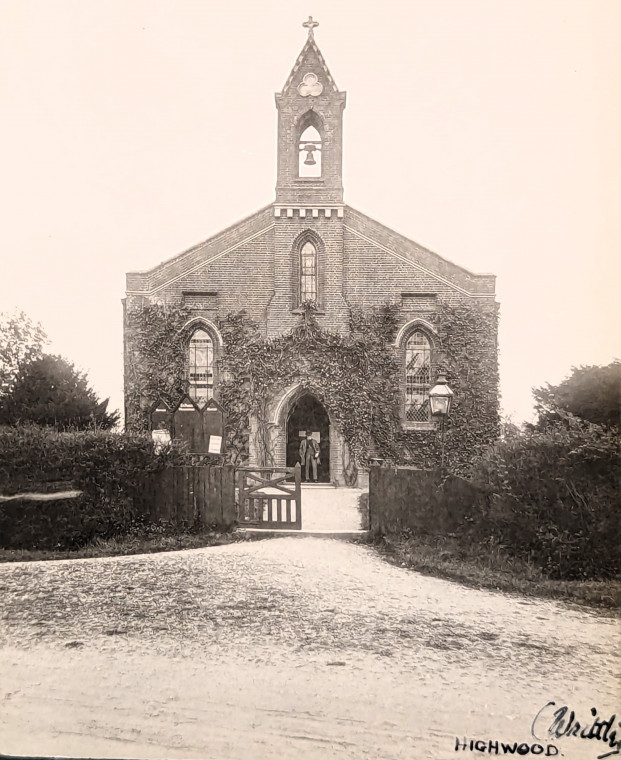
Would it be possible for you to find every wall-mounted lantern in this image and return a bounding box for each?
[429,373,454,469]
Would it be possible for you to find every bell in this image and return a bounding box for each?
[303,144,316,165]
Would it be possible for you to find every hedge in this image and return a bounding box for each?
[368,420,620,581]
[0,425,185,550]
[469,421,620,580]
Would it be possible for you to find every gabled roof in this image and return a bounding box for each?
[125,205,274,295]
[281,32,339,95]
[126,203,495,298]
[344,205,496,297]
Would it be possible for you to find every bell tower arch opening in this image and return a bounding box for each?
[297,110,323,177]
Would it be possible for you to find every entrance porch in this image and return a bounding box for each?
[248,384,357,487]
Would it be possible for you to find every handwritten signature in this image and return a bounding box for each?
[532,702,621,759]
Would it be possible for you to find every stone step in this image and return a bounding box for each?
[237,529,368,540]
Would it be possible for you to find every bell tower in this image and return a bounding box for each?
[275,18,346,206]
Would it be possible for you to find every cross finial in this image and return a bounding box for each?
[302,16,319,38]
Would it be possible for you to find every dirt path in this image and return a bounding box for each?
[300,485,364,531]
[0,538,619,759]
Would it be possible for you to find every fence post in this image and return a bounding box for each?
[236,467,245,525]
[368,464,376,534]
[183,465,191,524]
[195,465,206,528]
[222,464,235,527]
[294,462,302,529]
[208,465,220,527]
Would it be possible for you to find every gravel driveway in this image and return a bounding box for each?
[1,537,619,759]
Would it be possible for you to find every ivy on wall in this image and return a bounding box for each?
[124,303,193,431]
[400,300,500,473]
[124,299,499,476]
[217,302,404,481]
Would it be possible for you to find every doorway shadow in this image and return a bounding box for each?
[286,393,330,483]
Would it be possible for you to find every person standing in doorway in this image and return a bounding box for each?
[299,433,320,482]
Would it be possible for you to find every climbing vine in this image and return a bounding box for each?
[124,303,193,432]
[400,299,500,473]
[217,302,404,476]
[124,299,499,476]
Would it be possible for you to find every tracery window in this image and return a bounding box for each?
[188,328,214,406]
[405,331,432,422]
[300,241,317,303]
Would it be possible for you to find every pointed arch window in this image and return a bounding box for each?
[300,241,317,303]
[298,125,322,177]
[188,328,214,406]
[405,331,432,422]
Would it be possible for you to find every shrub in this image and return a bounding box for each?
[0,425,186,549]
[469,418,620,580]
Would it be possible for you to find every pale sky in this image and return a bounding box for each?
[1,0,619,424]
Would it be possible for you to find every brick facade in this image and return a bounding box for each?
[124,28,498,485]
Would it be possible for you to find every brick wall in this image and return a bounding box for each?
[344,206,496,296]
[126,204,496,337]
[125,206,274,300]
[267,213,349,336]
[124,201,498,485]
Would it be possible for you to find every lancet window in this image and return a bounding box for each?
[188,328,214,406]
[405,331,432,422]
[300,241,318,303]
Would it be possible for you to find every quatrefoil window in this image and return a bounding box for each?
[298,73,323,97]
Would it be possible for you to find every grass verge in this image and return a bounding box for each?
[370,532,621,612]
[0,528,270,563]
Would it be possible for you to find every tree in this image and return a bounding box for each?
[0,309,47,395]
[533,361,620,429]
[0,354,119,430]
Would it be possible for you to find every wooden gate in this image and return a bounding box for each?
[236,463,302,529]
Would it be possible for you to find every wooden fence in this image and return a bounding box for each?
[141,464,235,529]
[369,465,487,536]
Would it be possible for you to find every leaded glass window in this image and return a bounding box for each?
[300,241,317,303]
[188,328,213,406]
[405,331,432,422]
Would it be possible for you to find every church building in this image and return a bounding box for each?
[124,19,499,486]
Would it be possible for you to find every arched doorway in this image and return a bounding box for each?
[286,393,330,483]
